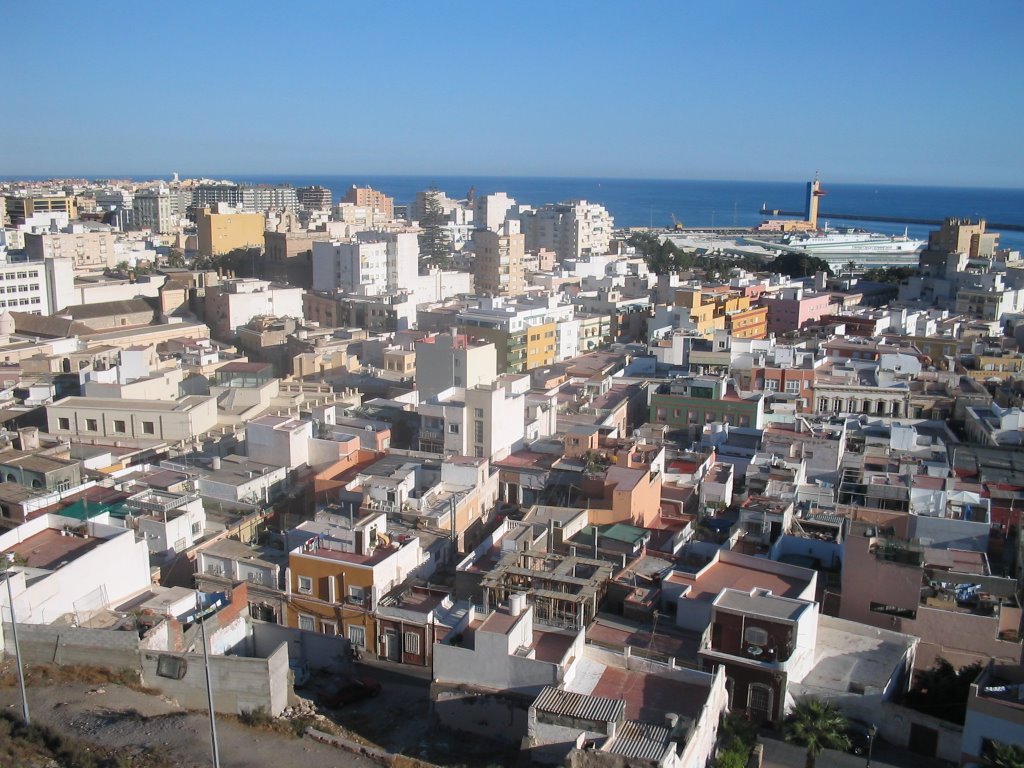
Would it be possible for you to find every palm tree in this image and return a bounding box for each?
[986,740,1024,768]
[783,698,850,768]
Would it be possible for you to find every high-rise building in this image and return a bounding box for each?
[343,185,394,221]
[473,192,516,232]
[311,231,418,296]
[132,187,177,233]
[297,186,332,211]
[24,226,116,270]
[472,224,526,297]
[521,200,612,263]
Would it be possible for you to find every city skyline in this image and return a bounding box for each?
[3,1,1023,187]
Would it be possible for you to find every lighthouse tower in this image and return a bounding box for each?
[805,174,826,230]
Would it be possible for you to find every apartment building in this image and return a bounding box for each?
[297,185,332,211]
[415,332,498,402]
[650,375,766,432]
[521,200,613,262]
[196,206,265,257]
[457,295,574,374]
[46,395,219,444]
[132,187,177,233]
[204,278,304,340]
[341,185,394,221]
[472,225,526,297]
[311,231,418,296]
[419,380,526,461]
[0,254,74,315]
[24,226,116,270]
[286,509,424,653]
[4,194,77,226]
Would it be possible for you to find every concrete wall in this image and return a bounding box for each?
[433,640,562,696]
[4,621,143,670]
[4,621,289,716]
[251,620,352,673]
[431,684,532,743]
[140,641,289,716]
[879,701,963,762]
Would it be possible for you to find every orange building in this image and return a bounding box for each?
[726,305,769,339]
[287,509,423,655]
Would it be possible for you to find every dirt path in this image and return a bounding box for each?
[0,681,379,768]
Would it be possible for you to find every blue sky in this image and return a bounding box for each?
[4,1,1023,186]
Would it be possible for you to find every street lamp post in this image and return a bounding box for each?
[866,724,878,768]
[4,553,30,724]
[197,593,221,768]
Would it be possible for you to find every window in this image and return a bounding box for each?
[764,379,779,391]
[297,575,312,594]
[85,418,98,431]
[156,655,187,680]
[321,621,337,636]
[57,417,70,430]
[348,585,365,605]
[744,626,769,647]
[404,632,420,654]
[298,614,315,632]
[474,408,484,418]
[113,419,126,433]
[748,683,773,722]
[448,423,459,434]
[785,380,801,394]
[870,602,916,619]
[142,421,155,435]
[348,625,366,648]
[474,421,484,443]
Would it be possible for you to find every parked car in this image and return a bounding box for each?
[320,675,381,708]
[846,719,877,756]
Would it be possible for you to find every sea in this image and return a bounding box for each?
[231,174,1024,251]
[8,173,1024,250]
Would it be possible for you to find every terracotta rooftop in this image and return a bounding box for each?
[591,666,705,722]
[5,528,103,570]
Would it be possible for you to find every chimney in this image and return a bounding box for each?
[18,427,40,451]
[210,456,222,470]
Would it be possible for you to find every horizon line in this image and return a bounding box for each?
[1,171,1023,193]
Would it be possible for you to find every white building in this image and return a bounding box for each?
[0,254,74,315]
[415,333,498,402]
[473,192,516,233]
[521,200,613,263]
[204,278,304,339]
[420,379,526,461]
[0,513,153,625]
[312,231,419,297]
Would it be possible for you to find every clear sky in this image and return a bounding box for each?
[4,1,1023,186]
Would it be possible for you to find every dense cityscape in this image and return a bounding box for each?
[0,171,1020,768]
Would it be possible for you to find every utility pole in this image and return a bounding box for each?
[197,593,221,768]
[4,554,29,724]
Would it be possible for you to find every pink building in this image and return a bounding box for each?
[760,288,833,334]
[838,521,1022,670]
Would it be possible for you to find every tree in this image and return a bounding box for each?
[166,247,186,268]
[768,252,833,278]
[418,187,451,269]
[783,698,850,768]
[986,740,1024,768]
[714,712,758,768]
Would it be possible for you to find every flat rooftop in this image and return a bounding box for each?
[714,588,810,622]
[5,528,103,570]
[668,559,811,604]
[796,615,914,695]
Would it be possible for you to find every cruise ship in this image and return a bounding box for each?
[741,226,926,270]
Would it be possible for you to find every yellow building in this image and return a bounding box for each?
[196,207,265,257]
[4,194,77,226]
[526,320,557,370]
